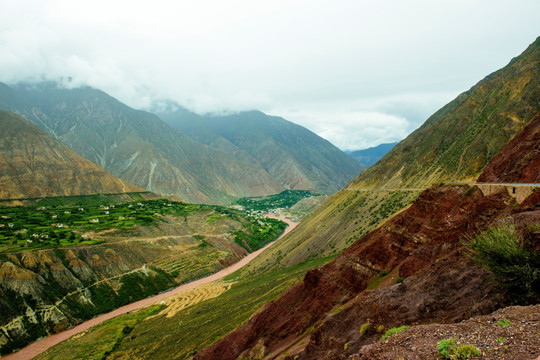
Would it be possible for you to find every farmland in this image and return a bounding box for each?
[0,193,285,253]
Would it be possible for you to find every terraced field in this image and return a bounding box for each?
[156,281,233,319]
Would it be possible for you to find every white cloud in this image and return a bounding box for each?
[275,108,411,151]
[0,0,539,149]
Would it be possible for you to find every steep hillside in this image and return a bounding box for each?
[244,36,540,272]
[0,84,283,204]
[346,142,397,167]
[159,109,363,194]
[0,195,285,355]
[196,185,539,360]
[0,110,142,199]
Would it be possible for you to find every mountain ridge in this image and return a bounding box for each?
[0,83,361,204]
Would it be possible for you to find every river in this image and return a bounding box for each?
[3,216,297,360]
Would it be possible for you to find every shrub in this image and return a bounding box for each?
[437,339,480,359]
[437,338,457,359]
[381,325,409,339]
[455,344,480,359]
[468,223,539,304]
[497,318,511,327]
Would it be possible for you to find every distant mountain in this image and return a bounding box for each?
[0,83,284,204]
[158,109,363,194]
[0,110,142,199]
[346,142,397,167]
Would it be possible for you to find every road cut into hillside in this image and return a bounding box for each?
[3,215,297,360]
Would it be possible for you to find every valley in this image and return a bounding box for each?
[4,215,297,360]
[0,193,290,355]
[0,15,538,360]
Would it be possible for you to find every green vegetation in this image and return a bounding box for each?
[381,325,410,339]
[497,318,511,327]
[0,193,284,253]
[0,194,194,251]
[39,256,333,360]
[437,339,480,359]
[367,270,391,289]
[468,223,539,304]
[233,217,287,251]
[235,190,316,212]
[0,193,288,355]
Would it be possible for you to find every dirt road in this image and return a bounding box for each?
[3,216,297,360]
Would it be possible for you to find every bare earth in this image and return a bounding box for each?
[3,216,297,360]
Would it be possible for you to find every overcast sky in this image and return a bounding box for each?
[1,0,539,150]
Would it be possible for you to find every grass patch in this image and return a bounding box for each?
[381,325,409,339]
[367,270,391,289]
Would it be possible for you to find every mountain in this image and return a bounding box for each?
[346,142,397,167]
[0,83,285,204]
[158,109,363,194]
[195,109,540,360]
[21,37,540,360]
[0,110,142,199]
[242,36,540,273]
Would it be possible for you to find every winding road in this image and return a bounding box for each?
[3,216,297,360]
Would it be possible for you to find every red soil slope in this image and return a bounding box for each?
[196,184,540,360]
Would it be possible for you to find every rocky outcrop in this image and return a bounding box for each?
[352,304,540,360]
